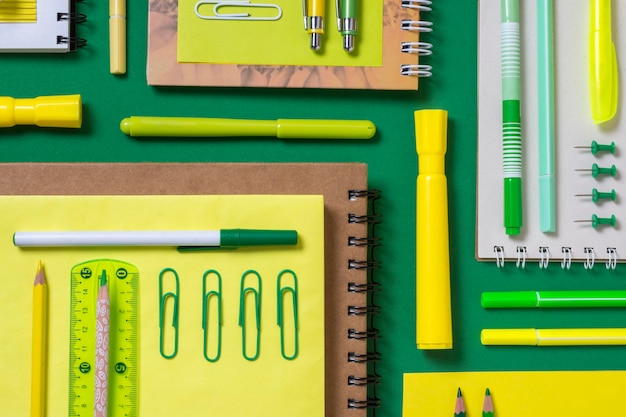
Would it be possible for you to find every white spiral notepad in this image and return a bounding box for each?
[476,0,626,269]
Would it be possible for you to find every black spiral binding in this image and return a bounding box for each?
[56,0,87,51]
[347,189,382,413]
[399,0,433,78]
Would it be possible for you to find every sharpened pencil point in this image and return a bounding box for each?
[454,387,466,417]
[482,388,494,416]
[34,261,46,286]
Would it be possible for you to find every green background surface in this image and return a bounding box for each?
[2,1,625,417]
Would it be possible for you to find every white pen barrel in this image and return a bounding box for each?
[14,230,222,247]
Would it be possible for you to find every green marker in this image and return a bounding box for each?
[337,0,358,52]
[482,290,626,308]
[501,0,523,235]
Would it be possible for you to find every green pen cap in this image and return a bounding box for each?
[482,291,538,308]
[220,229,298,248]
[504,177,522,235]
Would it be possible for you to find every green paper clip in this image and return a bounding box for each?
[202,269,222,362]
[277,269,299,360]
[159,268,180,359]
[239,270,262,361]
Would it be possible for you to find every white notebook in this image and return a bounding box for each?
[476,0,626,269]
[0,0,85,52]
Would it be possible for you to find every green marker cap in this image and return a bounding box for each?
[482,291,538,308]
[220,229,298,248]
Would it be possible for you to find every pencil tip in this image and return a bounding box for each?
[485,388,491,396]
[457,387,462,396]
[34,261,46,285]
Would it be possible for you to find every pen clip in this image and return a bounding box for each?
[277,269,298,360]
[302,0,308,29]
[177,245,237,252]
[202,269,222,362]
[195,0,282,21]
[239,270,262,361]
[335,0,342,31]
[159,268,180,359]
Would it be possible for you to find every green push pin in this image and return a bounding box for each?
[575,214,616,229]
[575,188,616,203]
[576,163,617,178]
[575,140,616,155]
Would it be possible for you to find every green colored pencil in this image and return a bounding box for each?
[483,388,494,417]
[454,388,466,417]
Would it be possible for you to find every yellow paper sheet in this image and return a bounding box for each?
[0,195,325,417]
[403,370,626,417]
[177,0,383,66]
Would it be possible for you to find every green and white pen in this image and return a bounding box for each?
[501,0,523,235]
[537,0,555,232]
[336,0,358,53]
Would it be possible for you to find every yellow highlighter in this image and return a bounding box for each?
[589,0,618,124]
[415,109,452,350]
[0,94,82,128]
[482,328,626,346]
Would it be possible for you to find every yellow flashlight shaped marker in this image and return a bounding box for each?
[415,109,452,350]
[0,94,82,128]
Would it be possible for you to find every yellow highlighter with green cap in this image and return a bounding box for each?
[589,0,618,124]
[415,109,452,350]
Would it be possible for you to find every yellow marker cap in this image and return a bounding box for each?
[0,94,82,128]
[589,0,618,124]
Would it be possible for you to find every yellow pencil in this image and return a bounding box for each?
[31,261,48,417]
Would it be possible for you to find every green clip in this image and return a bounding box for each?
[239,270,262,361]
[202,269,222,362]
[159,268,180,359]
[277,269,299,360]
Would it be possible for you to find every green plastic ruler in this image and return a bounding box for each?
[69,259,139,417]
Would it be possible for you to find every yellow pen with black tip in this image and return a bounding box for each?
[415,109,452,350]
[303,0,325,51]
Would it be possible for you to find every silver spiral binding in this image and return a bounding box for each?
[400,0,433,79]
[346,188,381,411]
[494,245,617,270]
[561,247,572,270]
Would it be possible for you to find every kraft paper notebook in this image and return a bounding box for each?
[1,194,325,417]
[147,0,433,89]
[0,0,86,52]
[403,370,626,417]
[476,0,626,268]
[0,162,381,417]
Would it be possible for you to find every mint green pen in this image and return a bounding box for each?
[537,0,555,232]
[336,0,358,53]
[482,290,626,308]
[120,116,376,139]
[501,0,523,235]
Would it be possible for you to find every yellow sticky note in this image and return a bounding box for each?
[0,195,325,417]
[177,0,383,66]
[403,370,626,417]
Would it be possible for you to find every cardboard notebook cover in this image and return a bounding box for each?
[0,162,374,417]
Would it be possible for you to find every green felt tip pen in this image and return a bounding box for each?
[501,0,523,235]
[120,116,376,139]
[482,290,626,308]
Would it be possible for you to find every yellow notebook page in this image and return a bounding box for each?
[0,194,325,417]
[403,370,626,417]
[177,0,383,66]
